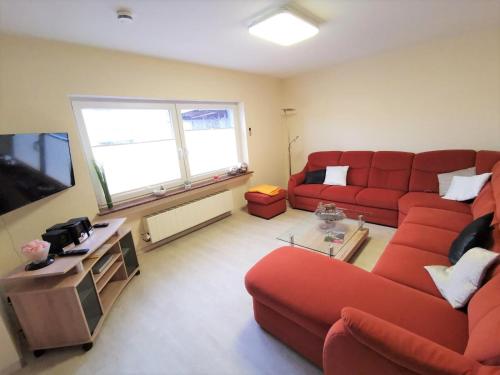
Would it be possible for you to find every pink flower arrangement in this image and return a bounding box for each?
[21,240,51,263]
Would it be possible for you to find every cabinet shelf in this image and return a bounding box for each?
[93,254,121,283]
[96,261,124,293]
[99,280,127,315]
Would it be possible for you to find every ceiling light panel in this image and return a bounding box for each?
[249,10,319,46]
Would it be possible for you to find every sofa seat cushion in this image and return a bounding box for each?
[373,244,451,298]
[399,192,471,215]
[356,188,405,210]
[245,247,468,353]
[320,185,363,204]
[390,222,459,256]
[294,184,328,199]
[403,207,472,233]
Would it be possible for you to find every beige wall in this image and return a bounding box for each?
[283,28,500,173]
[0,33,287,259]
[0,34,287,369]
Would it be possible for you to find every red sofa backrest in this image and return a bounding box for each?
[368,151,414,191]
[465,161,500,366]
[476,150,500,174]
[472,182,496,221]
[339,151,374,187]
[409,150,476,193]
[307,151,342,171]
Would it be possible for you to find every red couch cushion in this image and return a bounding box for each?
[403,207,472,233]
[368,151,414,191]
[339,308,477,375]
[245,247,468,353]
[471,183,496,221]
[466,275,500,365]
[308,151,343,171]
[476,150,500,174]
[409,150,476,193]
[324,319,418,375]
[492,161,500,226]
[372,244,450,298]
[294,184,328,199]
[390,222,459,256]
[320,185,363,204]
[356,188,405,210]
[339,151,374,186]
[399,192,471,215]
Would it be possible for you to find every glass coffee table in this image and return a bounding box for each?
[277,215,369,261]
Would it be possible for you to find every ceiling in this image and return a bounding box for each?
[1,0,499,78]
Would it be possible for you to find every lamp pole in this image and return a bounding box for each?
[282,108,299,177]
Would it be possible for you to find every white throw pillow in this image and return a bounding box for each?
[425,247,499,309]
[437,167,476,196]
[443,173,492,201]
[324,166,349,186]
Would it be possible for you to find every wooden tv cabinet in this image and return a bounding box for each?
[2,218,139,356]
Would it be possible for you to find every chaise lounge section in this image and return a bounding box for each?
[246,157,500,374]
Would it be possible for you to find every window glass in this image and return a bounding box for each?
[81,108,181,195]
[181,109,239,176]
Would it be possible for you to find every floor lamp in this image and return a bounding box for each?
[282,108,299,177]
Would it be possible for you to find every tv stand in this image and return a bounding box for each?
[2,218,139,355]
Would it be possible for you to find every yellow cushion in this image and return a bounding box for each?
[248,184,281,196]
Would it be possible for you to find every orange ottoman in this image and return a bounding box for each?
[245,189,287,219]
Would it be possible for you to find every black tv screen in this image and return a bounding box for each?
[0,133,75,215]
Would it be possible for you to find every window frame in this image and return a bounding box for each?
[71,98,246,208]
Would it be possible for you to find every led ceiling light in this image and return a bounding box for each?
[249,8,319,46]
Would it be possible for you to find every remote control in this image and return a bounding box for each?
[93,222,109,228]
[59,249,90,256]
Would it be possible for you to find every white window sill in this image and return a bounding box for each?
[97,171,253,216]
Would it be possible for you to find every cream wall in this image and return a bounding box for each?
[283,28,500,173]
[0,34,287,370]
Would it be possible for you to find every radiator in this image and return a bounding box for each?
[144,190,233,243]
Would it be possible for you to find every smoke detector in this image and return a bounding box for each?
[117,9,133,24]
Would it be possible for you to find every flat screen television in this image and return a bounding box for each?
[0,133,75,215]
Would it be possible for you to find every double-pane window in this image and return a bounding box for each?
[72,100,243,206]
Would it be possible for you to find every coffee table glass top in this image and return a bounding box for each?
[277,216,364,258]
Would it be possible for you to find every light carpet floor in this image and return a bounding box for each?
[15,207,395,375]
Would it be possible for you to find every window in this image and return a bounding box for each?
[72,99,245,206]
[179,105,240,177]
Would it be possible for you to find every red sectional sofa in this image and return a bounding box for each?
[289,149,500,227]
[246,157,500,374]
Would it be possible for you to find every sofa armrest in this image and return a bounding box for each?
[324,307,478,375]
[288,168,307,207]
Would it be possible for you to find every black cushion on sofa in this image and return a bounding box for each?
[304,169,326,184]
[448,212,494,264]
